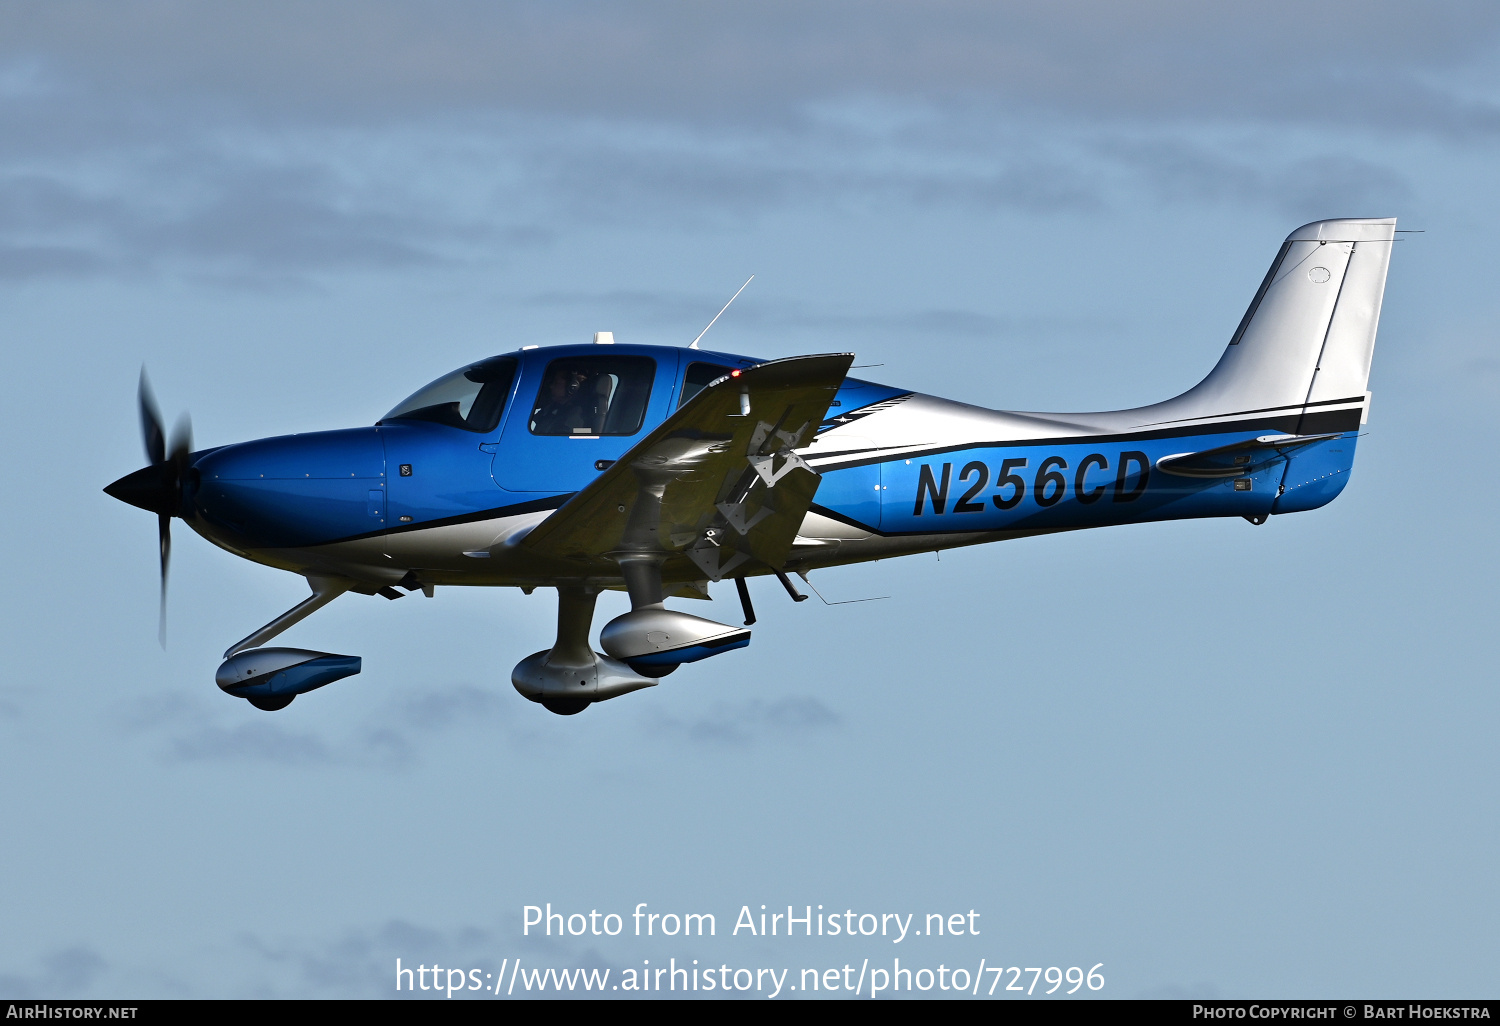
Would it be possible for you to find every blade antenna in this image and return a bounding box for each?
[774,569,808,603]
[689,275,754,350]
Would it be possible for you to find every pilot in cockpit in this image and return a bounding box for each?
[532,365,611,434]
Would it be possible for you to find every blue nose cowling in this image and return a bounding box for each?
[192,427,386,548]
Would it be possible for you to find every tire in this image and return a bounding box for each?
[540,697,591,716]
[627,662,678,678]
[246,694,295,711]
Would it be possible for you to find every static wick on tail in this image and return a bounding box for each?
[689,274,754,349]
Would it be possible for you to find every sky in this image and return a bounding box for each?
[2,1,1499,1000]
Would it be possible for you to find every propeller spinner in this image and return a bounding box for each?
[103,369,193,645]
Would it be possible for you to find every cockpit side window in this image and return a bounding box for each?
[379,356,518,433]
[529,356,656,436]
[679,362,735,408]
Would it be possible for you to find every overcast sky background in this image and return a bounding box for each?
[2,1,1499,999]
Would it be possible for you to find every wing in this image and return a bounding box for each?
[1155,432,1345,478]
[520,353,855,581]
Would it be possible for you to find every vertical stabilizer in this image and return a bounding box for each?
[1151,217,1395,423]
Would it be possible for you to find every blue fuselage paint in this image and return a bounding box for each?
[866,436,1353,534]
[491,348,682,492]
[194,427,387,549]
[1271,438,1357,514]
[381,421,505,528]
[183,343,1361,556]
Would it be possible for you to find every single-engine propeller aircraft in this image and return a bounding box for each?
[106,218,1395,714]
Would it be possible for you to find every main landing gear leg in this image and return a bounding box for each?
[510,585,657,715]
[596,554,751,676]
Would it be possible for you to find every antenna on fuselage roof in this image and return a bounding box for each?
[689,275,754,350]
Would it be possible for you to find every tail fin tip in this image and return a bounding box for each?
[1287,217,1397,243]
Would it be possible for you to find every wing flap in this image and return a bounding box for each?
[521,353,854,579]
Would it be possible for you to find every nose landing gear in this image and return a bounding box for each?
[215,576,362,711]
[216,646,362,710]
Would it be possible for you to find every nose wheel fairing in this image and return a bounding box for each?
[217,647,362,708]
[211,577,364,711]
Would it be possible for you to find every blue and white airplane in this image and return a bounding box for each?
[106,217,1395,714]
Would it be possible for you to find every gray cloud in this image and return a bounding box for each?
[1102,139,1415,220]
[521,128,1104,225]
[524,287,1118,344]
[0,243,107,277]
[0,151,544,282]
[392,683,514,731]
[237,917,610,998]
[240,920,451,997]
[120,682,545,769]
[170,720,333,764]
[645,696,839,746]
[0,112,1108,282]
[0,946,107,998]
[0,687,28,718]
[0,3,1473,284]
[3,2,1498,134]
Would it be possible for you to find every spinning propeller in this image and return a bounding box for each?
[103,370,193,645]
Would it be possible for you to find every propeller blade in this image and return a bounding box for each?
[168,411,193,468]
[159,415,191,647]
[120,371,192,647]
[158,511,171,648]
[139,368,166,466]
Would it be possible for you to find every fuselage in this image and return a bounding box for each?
[184,341,1365,593]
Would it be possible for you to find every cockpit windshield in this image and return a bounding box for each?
[379,356,518,433]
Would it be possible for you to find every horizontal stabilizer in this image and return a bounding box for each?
[1156,433,1344,479]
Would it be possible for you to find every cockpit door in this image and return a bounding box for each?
[491,351,680,493]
